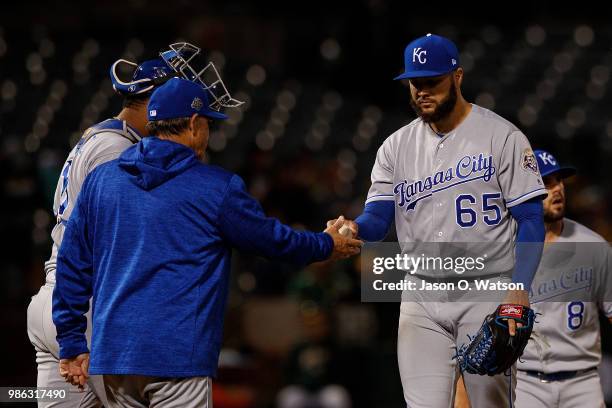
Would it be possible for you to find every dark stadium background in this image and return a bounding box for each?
[1,1,611,407]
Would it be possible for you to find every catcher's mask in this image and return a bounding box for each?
[160,42,244,112]
[110,57,176,96]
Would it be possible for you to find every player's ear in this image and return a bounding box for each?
[189,114,198,135]
[455,68,464,88]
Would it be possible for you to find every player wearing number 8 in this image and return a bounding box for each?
[514,149,612,407]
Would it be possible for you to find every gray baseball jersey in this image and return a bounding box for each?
[366,104,546,277]
[28,118,140,406]
[43,119,141,285]
[519,218,612,373]
[372,104,545,406]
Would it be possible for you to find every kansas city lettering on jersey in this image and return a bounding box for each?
[394,153,495,211]
[529,266,594,303]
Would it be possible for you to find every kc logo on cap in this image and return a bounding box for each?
[538,152,557,166]
[413,47,427,64]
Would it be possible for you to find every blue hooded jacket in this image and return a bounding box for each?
[53,137,333,377]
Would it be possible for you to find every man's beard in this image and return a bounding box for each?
[410,81,458,123]
[544,206,565,223]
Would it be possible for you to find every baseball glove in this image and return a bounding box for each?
[456,304,535,376]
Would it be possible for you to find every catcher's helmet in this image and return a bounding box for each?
[110,42,243,113]
[110,57,174,96]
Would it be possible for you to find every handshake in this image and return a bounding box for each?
[324,216,363,260]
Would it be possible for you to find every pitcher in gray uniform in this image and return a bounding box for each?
[339,33,547,407]
[26,42,242,407]
[515,149,612,407]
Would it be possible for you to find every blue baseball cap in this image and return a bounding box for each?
[534,149,576,178]
[110,57,175,96]
[147,77,228,121]
[394,33,460,80]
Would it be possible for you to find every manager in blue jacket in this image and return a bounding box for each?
[52,77,363,407]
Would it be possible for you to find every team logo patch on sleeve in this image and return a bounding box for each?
[521,148,538,174]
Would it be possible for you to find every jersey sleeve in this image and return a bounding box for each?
[365,137,396,204]
[497,131,547,207]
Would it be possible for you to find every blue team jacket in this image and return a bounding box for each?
[53,137,333,377]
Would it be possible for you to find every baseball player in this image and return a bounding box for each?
[51,78,362,407]
[453,150,612,407]
[514,149,612,407]
[340,33,547,407]
[26,42,235,407]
